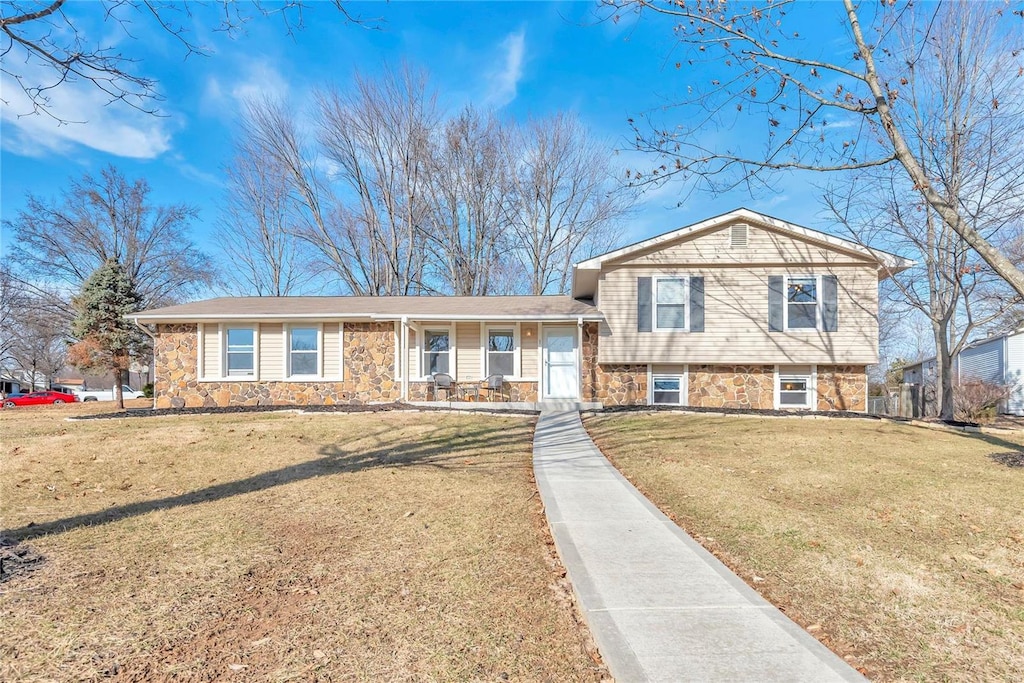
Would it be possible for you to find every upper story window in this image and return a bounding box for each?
[655,277,688,331]
[786,276,818,329]
[487,328,514,376]
[424,329,450,375]
[225,328,255,377]
[289,327,319,376]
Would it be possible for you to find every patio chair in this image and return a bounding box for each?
[430,372,455,401]
[481,374,509,402]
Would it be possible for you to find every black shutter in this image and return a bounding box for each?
[637,277,652,332]
[822,275,839,332]
[689,276,704,332]
[768,276,784,332]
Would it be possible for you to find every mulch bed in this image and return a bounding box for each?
[596,404,885,420]
[989,451,1024,468]
[70,402,540,420]
[0,537,45,583]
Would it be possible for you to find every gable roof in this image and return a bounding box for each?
[571,208,914,298]
[129,295,601,322]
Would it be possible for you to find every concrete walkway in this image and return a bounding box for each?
[533,410,865,683]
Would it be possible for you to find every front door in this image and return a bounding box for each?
[543,327,578,399]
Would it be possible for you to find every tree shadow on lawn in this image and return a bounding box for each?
[951,429,1024,468]
[3,420,531,543]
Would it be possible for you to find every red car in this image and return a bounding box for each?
[3,390,81,408]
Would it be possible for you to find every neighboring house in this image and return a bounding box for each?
[129,209,910,411]
[903,328,1024,415]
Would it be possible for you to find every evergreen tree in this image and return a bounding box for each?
[70,259,145,408]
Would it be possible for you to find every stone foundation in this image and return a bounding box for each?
[816,365,867,411]
[581,322,648,405]
[688,365,775,409]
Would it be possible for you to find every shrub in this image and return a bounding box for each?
[953,380,1010,423]
[143,383,154,399]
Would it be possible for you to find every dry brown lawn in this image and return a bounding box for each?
[1,403,603,682]
[586,413,1024,682]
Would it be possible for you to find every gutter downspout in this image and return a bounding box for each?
[401,316,409,402]
[133,319,158,410]
[577,316,584,402]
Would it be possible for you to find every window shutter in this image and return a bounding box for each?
[689,276,705,332]
[768,276,784,332]
[637,277,652,332]
[822,275,839,332]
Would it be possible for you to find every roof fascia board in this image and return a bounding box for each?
[129,313,604,322]
[574,208,910,271]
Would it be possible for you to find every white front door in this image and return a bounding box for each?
[543,327,578,399]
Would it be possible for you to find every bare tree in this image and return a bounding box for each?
[424,107,509,295]
[831,175,1017,419]
[609,0,1024,297]
[4,288,70,390]
[6,165,213,308]
[0,1,376,120]
[503,113,632,295]
[214,141,314,296]
[315,67,437,295]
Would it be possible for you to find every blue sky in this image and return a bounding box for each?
[1,1,845,266]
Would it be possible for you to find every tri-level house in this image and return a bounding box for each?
[130,209,910,411]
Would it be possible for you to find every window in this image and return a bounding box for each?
[786,277,818,329]
[655,277,687,330]
[778,373,813,408]
[289,327,319,376]
[652,375,683,405]
[225,328,255,377]
[424,330,450,375]
[487,328,514,376]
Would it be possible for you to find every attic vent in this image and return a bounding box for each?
[730,223,749,248]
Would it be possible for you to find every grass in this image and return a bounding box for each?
[1,403,603,681]
[585,413,1024,682]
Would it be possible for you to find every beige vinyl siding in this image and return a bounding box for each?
[456,322,481,382]
[202,324,220,378]
[521,323,539,378]
[598,264,878,365]
[616,223,874,267]
[323,323,340,378]
[259,323,284,380]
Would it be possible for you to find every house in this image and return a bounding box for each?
[902,328,1024,415]
[129,209,910,411]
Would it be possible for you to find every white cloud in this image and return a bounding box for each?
[485,29,526,109]
[1,70,172,159]
[201,60,290,118]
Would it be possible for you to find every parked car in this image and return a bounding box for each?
[74,385,146,402]
[72,387,147,403]
[3,390,81,408]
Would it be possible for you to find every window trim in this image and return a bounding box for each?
[649,368,687,406]
[783,274,822,331]
[286,323,323,379]
[420,326,453,380]
[653,275,690,332]
[484,325,518,379]
[774,365,817,410]
[221,324,258,380]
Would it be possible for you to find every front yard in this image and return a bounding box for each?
[586,413,1024,681]
[1,405,603,681]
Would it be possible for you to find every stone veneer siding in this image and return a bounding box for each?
[688,365,776,409]
[581,322,648,405]
[153,322,399,408]
[816,365,867,411]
